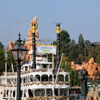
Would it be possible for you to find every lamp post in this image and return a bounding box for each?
[11,33,28,100]
[79,67,88,100]
[56,23,61,69]
[31,23,36,69]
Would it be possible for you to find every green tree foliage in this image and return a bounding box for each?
[0,50,16,75]
[85,40,91,48]
[68,40,78,61]
[61,56,79,86]
[0,42,4,75]
[60,30,71,56]
[0,50,5,75]
[7,51,16,72]
[96,45,100,64]
[0,42,4,49]
[78,34,85,51]
[76,34,85,64]
[0,42,16,75]
[23,39,26,45]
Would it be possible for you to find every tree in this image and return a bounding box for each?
[0,50,5,75]
[78,34,85,50]
[68,40,77,61]
[23,39,26,45]
[7,51,16,72]
[96,45,100,64]
[61,56,79,86]
[0,42,4,50]
[85,40,91,48]
[77,34,85,64]
[60,30,71,56]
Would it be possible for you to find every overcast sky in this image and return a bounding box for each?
[0,0,100,46]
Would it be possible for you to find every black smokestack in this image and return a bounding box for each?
[56,24,61,69]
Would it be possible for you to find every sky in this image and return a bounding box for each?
[0,0,100,47]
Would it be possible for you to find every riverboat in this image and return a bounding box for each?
[0,47,70,100]
[0,16,71,100]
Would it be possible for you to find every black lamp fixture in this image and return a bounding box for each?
[79,67,88,100]
[11,33,28,100]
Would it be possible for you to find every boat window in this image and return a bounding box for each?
[65,75,68,82]
[59,89,68,96]
[24,90,27,97]
[58,75,64,82]
[25,77,28,83]
[13,78,16,84]
[47,89,52,96]
[35,89,45,97]
[13,91,15,97]
[4,90,6,97]
[25,66,27,71]
[30,75,34,82]
[7,79,10,84]
[23,77,25,83]
[54,89,58,96]
[7,90,8,96]
[43,64,47,68]
[60,89,64,96]
[28,89,33,97]
[64,89,68,96]
[10,90,12,97]
[49,75,52,81]
[41,75,48,81]
[35,75,40,82]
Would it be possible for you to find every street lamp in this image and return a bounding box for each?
[79,67,88,100]
[11,33,28,100]
[31,23,36,69]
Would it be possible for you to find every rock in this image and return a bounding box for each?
[89,57,94,64]
[71,57,100,80]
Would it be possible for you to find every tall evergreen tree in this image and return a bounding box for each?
[60,30,71,56]
[77,34,85,64]
[78,34,85,50]
[68,40,77,61]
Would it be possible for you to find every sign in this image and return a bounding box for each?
[37,45,56,55]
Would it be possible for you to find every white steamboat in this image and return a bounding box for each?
[0,48,70,100]
[0,17,71,100]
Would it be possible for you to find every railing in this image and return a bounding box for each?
[26,95,87,100]
[22,68,68,74]
[0,81,70,87]
[26,95,70,100]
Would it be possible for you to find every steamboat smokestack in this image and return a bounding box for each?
[56,23,61,68]
[31,23,36,69]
